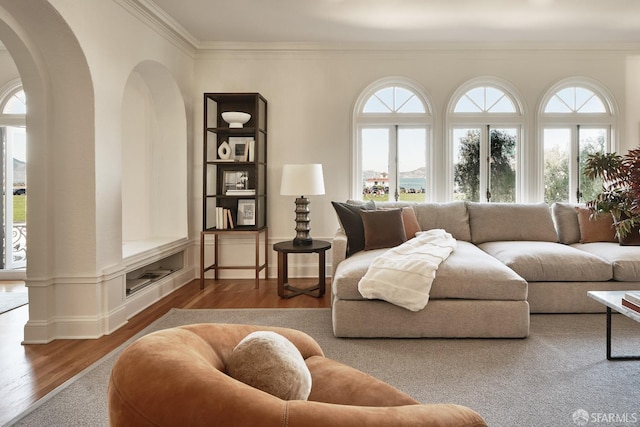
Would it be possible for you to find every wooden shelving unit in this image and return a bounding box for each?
[201,93,268,288]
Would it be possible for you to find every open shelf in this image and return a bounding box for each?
[125,251,184,297]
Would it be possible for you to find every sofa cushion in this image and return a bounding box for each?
[373,201,471,242]
[478,241,613,282]
[572,242,640,281]
[361,209,407,250]
[551,202,581,244]
[468,202,558,244]
[332,248,386,301]
[331,200,375,256]
[412,201,471,241]
[332,241,527,302]
[575,207,617,243]
[428,241,527,300]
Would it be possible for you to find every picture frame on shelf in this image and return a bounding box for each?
[229,137,254,161]
[237,199,256,226]
[223,170,249,194]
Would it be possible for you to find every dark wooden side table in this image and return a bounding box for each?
[273,239,331,299]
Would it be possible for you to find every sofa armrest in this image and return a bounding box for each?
[332,228,348,277]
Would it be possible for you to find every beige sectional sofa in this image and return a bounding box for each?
[331,201,640,338]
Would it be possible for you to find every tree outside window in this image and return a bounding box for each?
[450,83,521,203]
[454,128,516,202]
[542,84,612,204]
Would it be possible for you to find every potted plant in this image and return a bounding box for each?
[584,147,640,243]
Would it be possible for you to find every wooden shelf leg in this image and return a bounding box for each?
[264,228,269,280]
[254,231,260,289]
[200,232,205,290]
[213,234,219,280]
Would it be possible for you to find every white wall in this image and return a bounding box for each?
[0,0,197,342]
[194,46,637,248]
[49,0,195,269]
[0,51,18,87]
[626,55,640,149]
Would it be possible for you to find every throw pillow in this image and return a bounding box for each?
[226,331,312,401]
[551,202,582,244]
[331,200,375,256]
[361,208,407,250]
[575,207,617,243]
[401,207,421,240]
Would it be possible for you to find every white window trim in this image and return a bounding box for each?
[352,77,434,201]
[537,77,618,202]
[446,77,526,202]
[0,79,25,127]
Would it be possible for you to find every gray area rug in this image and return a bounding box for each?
[0,292,27,314]
[7,308,640,427]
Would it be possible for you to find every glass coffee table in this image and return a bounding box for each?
[587,290,640,361]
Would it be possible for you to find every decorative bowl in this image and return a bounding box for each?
[221,111,251,128]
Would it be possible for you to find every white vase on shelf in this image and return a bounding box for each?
[217,141,231,160]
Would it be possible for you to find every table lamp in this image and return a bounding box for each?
[280,163,325,246]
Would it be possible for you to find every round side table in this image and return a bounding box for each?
[272,239,331,299]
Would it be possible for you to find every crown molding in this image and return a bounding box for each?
[196,41,640,55]
[110,1,640,57]
[114,0,197,57]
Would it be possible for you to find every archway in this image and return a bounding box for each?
[0,1,96,343]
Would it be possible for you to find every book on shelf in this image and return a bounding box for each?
[225,189,255,196]
[215,206,235,229]
[245,139,255,162]
[227,209,234,229]
[216,207,223,229]
[243,140,250,161]
[623,291,640,306]
[622,297,640,314]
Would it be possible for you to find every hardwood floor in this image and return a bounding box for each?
[0,278,331,425]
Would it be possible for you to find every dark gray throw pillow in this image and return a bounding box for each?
[331,200,375,256]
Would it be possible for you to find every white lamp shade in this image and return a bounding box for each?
[280,164,325,196]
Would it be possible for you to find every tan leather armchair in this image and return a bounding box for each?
[108,323,486,427]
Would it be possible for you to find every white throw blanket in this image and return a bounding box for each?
[358,229,457,312]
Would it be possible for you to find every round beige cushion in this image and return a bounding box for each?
[226,331,312,400]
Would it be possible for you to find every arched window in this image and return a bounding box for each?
[353,78,432,202]
[540,79,615,204]
[2,88,26,114]
[454,86,516,113]
[544,87,607,114]
[0,83,26,270]
[362,86,426,114]
[448,79,524,202]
